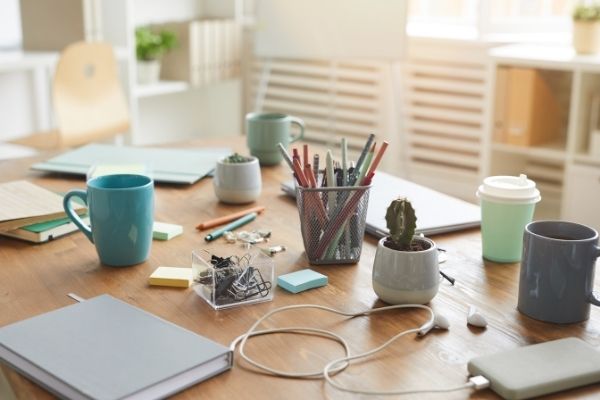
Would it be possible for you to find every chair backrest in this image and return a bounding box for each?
[53,41,130,147]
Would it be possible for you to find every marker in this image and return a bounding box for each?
[204,212,257,242]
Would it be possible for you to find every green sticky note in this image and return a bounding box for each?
[153,222,183,241]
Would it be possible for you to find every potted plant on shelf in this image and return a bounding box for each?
[573,3,600,54]
[372,198,439,304]
[213,153,262,204]
[135,26,177,84]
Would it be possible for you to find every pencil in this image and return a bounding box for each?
[204,212,257,242]
[365,141,389,179]
[303,144,309,168]
[196,206,265,230]
[293,158,309,187]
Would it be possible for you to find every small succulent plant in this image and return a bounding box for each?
[573,4,600,21]
[223,153,253,163]
[384,198,417,251]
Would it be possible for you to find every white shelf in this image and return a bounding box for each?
[134,80,190,98]
[574,153,600,167]
[491,140,567,162]
[490,44,600,72]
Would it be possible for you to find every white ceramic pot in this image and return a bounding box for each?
[213,156,262,204]
[372,236,439,304]
[573,21,600,54]
[137,60,161,84]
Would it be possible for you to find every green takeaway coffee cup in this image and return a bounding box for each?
[476,174,541,263]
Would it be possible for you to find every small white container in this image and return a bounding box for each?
[372,236,439,305]
[192,250,274,310]
[213,156,262,204]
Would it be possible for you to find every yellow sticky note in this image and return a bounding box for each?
[149,266,193,288]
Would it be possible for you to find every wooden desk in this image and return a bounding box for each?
[1,138,600,400]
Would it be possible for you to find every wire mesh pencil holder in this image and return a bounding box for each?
[296,185,371,265]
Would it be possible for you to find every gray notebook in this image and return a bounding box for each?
[32,144,231,184]
[281,171,480,237]
[0,295,232,400]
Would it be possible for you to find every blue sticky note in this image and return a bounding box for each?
[277,269,328,294]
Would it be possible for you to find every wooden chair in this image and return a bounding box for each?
[11,41,130,150]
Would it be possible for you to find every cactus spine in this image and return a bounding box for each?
[385,198,417,250]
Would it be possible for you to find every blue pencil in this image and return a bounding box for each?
[204,212,257,242]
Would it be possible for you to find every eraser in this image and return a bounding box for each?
[149,266,192,288]
[153,222,183,241]
[277,269,328,294]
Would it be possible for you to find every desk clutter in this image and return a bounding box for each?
[4,130,600,400]
[278,135,388,264]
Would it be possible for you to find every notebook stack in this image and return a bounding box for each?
[0,180,86,243]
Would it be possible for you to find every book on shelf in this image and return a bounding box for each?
[1,215,90,243]
[503,67,561,147]
[0,180,86,232]
[0,294,233,400]
[159,19,241,86]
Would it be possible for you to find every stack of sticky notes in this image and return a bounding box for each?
[277,269,328,294]
[153,222,183,241]
[149,266,193,288]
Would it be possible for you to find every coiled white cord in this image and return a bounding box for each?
[229,303,489,395]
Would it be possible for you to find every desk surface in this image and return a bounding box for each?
[1,138,599,400]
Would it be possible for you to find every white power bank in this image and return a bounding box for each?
[468,337,600,400]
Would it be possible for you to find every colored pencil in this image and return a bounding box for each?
[204,212,257,241]
[196,206,265,230]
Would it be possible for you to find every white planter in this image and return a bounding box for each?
[372,236,439,305]
[573,21,600,54]
[137,60,161,85]
[213,156,262,204]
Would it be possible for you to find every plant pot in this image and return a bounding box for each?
[573,21,600,54]
[137,60,161,85]
[213,156,262,204]
[372,236,439,304]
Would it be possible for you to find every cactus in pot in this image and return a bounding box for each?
[372,198,439,304]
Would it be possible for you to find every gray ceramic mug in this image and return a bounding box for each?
[518,220,600,324]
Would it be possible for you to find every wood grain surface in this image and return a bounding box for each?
[1,137,599,400]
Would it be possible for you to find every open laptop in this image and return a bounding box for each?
[281,171,480,238]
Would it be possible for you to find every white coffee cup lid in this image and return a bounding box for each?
[476,174,541,204]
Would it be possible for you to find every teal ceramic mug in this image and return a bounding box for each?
[246,112,304,165]
[63,174,154,267]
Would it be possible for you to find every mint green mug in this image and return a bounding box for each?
[246,113,304,165]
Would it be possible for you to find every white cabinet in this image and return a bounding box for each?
[562,163,600,232]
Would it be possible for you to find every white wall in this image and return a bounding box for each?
[0,72,38,140]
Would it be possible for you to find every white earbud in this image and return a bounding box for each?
[418,313,450,336]
[467,305,487,328]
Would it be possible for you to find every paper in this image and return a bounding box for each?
[0,181,84,231]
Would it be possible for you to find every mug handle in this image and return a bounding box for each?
[588,245,600,306]
[63,189,93,243]
[289,117,305,143]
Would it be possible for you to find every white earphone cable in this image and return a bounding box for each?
[229,303,488,395]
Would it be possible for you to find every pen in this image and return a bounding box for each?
[341,138,348,186]
[204,212,257,242]
[313,154,319,184]
[351,133,375,184]
[277,143,294,170]
[196,206,265,230]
